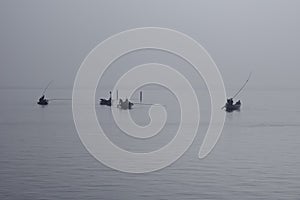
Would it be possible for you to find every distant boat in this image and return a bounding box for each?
[37,96,49,105]
[225,100,241,112]
[37,81,52,106]
[118,99,134,110]
[223,72,251,112]
[100,91,112,106]
[100,98,112,106]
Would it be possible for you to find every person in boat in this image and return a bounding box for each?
[108,91,112,104]
[39,95,45,102]
[124,98,129,105]
[38,95,48,105]
[125,98,134,108]
[100,91,112,106]
[118,98,133,110]
[118,99,124,109]
[224,98,241,112]
[227,98,233,105]
[122,98,130,109]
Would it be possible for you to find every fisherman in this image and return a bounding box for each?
[118,98,133,110]
[100,91,112,106]
[124,98,129,104]
[108,91,112,106]
[39,95,45,103]
[227,98,233,105]
[37,95,48,105]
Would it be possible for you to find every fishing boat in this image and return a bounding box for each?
[118,98,134,110]
[37,81,52,106]
[225,100,241,112]
[223,72,251,112]
[100,98,112,106]
[37,99,49,105]
[100,91,112,106]
[37,95,48,105]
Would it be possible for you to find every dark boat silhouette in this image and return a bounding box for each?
[100,91,112,106]
[118,98,134,110]
[37,99,48,105]
[37,81,52,106]
[37,95,48,105]
[225,100,241,112]
[223,72,251,112]
[100,98,112,106]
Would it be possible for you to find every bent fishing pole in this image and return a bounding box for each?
[232,72,252,99]
[41,80,53,96]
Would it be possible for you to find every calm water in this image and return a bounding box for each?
[0,88,300,200]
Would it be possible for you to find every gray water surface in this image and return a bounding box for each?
[0,88,300,200]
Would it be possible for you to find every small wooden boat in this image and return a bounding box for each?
[118,99,134,110]
[100,91,112,106]
[225,100,241,112]
[37,81,52,106]
[100,98,112,106]
[37,99,49,105]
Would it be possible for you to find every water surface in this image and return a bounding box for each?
[0,88,300,200]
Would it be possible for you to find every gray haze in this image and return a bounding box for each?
[0,0,300,89]
[1,1,300,200]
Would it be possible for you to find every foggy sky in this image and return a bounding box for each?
[0,0,299,90]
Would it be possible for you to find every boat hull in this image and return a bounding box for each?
[100,99,112,106]
[37,100,48,105]
[225,102,241,112]
[118,101,134,110]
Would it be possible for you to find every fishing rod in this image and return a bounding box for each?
[133,102,167,107]
[48,98,72,101]
[41,80,53,96]
[232,72,252,99]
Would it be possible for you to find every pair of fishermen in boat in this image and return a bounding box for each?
[226,98,241,106]
[118,98,134,110]
[225,98,241,112]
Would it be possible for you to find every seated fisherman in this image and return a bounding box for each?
[39,95,45,102]
[227,98,233,105]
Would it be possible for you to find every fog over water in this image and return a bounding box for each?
[1,1,300,200]
[0,0,299,89]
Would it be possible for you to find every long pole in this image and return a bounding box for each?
[41,80,53,96]
[232,72,252,99]
[140,91,143,102]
